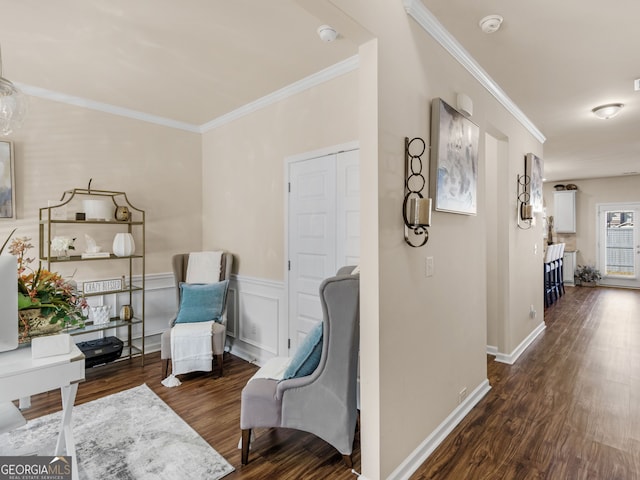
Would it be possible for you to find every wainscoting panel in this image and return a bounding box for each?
[228,274,287,365]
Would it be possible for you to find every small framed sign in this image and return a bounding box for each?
[82,278,123,294]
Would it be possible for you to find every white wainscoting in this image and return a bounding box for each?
[227,274,287,365]
[82,272,287,364]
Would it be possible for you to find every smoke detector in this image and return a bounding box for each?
[317,25,338,42]
[479,15,503,34]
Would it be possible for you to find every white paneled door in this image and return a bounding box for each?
[287,148,359,353]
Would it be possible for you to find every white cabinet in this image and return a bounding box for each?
[554,190,576,233]
[563,251,576,285]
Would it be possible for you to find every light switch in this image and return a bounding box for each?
[426,256,434,277]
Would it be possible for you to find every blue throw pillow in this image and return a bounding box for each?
[283,321,323,379]
[175,280,229,324]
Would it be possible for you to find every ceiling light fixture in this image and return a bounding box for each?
[0,44,27,136]
[317,25,338,42]
[479,15,503,34]
[592,103,624,120]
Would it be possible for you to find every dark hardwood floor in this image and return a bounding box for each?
[20,286,639,479]
[412,286,640,480]
[20,346,360,479]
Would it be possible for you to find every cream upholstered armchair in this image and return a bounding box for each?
[160,252,233,377]
[240,266,359,466]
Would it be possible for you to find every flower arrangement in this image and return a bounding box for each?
[575,264,602,285]
[8,236,87,331]
[51,235,76,256]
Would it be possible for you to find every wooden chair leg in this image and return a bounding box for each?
[343,454,353,468]
[241,429,251,465]
[217,354,224,377]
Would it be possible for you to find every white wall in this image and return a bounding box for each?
[331,1,545,477]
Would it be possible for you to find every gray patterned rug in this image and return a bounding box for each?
[0,384,234,480]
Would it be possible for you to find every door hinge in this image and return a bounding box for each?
[288,260,291,271]
[288,182,291,193]
[288,338,291,349]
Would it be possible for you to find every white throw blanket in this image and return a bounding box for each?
[248,356,291,382]
[186,251,223,284]
[163,251,224,388]
[166,321,214,381]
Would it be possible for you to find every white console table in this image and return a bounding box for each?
[0,344,85,480]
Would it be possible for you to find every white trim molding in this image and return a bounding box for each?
[200,55,359,132]
[16,83,201,133]
[494,321,546,365]
[486,345,498,356]
[387,379,492,480]
[402,0,546,144]
[16,55,359,135]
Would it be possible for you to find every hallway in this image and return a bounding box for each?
[412,286,640,479]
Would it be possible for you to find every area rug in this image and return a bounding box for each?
[0,384,234,480]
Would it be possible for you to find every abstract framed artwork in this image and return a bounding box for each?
[0,141,15,219]
[430,98,480,215]
[525,153,543,213]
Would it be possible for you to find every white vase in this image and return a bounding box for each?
[112,233,135,257]
[83,199,113,221]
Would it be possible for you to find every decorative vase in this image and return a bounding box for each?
[18,309,63,344]
[115,206,131,222]
[112,233,135,257]
[83,199,113,221]
[56,248,70,260]
[90,305,111,325]
[119,304,133,321]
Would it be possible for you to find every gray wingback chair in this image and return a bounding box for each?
[240,266,359,466]
[160,252,233,377]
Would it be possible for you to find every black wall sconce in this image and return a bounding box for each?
[403,137,432,247]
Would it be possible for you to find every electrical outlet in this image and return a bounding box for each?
[458,387,467,404]
[426,256,434,277]
[530,305,537,319]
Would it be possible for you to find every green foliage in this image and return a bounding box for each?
[575,264,602,283]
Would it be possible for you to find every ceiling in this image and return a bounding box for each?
[1,0,638,182]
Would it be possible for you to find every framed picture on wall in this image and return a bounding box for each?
[525,153,543,213]
[0,141,15,219]
[430,98,480,215]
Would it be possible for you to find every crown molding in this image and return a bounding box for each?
[199,54,359,132]
[16,83,201,133]
[15,54,359,135]
[403,0,546,144]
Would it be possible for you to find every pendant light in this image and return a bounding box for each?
[0,44,27,136]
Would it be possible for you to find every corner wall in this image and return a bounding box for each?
[333,1,545,477]
[200,71,358,280]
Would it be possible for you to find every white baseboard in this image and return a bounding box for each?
[494,321,545,365]
[486,345,498,356]
[387,379,491,480]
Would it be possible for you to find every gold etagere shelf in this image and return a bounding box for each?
[38,188,145,365]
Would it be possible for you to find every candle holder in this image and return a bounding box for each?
[517,173,533,230]
[403,137,432,247]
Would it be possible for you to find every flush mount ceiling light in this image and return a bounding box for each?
[317,25,338,42]
[592,103,624,119]
[479,15,503,34]
[0,44,27,136]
